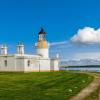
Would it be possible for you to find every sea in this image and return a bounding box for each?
[60,67,100,72]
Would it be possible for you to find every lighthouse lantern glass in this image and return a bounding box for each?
[39,34,46,41]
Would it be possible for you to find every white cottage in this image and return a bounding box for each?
[0,28,59,72]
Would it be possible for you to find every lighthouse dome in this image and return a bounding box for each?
[38,28,46,34]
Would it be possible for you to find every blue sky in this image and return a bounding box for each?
[0,0,100,59]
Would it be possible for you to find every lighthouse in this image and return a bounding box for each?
[36,28,49,58]
[0,28,59,72]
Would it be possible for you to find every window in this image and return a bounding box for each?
[4,60,7,67]
[27,60,30,67]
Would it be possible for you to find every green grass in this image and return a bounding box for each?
[0,71,93,100]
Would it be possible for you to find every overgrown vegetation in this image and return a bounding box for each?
[0,71,93,100]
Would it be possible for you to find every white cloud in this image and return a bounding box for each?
[50,41,67,46]
[71,27,100,44]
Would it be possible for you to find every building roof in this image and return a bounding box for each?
[38,28,46,34]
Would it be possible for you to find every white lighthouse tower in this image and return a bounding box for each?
[36,28,49,58]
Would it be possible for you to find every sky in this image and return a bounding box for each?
[0,0,100,59]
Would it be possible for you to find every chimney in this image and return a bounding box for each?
[1,44,8,55]
[17,42,24,54]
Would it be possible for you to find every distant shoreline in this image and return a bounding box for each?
[61,65,100,68]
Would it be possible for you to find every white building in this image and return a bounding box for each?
[0,28,59,72]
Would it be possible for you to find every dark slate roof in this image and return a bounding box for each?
[38,28,46,34]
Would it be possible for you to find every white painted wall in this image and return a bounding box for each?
[0,56,15,71]
[50,59,59,71]
[24,59,36,72]
[39,59,50,71]
[0,55,25,72]
[37,48,49,58]
[15,58,24,71]
[24,58,51,72]
[0,54,59,72]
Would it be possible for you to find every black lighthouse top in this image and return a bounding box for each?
[38,28,46,34]
[38,28,46,41]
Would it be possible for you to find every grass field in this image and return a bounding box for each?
[0,71,93,100]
